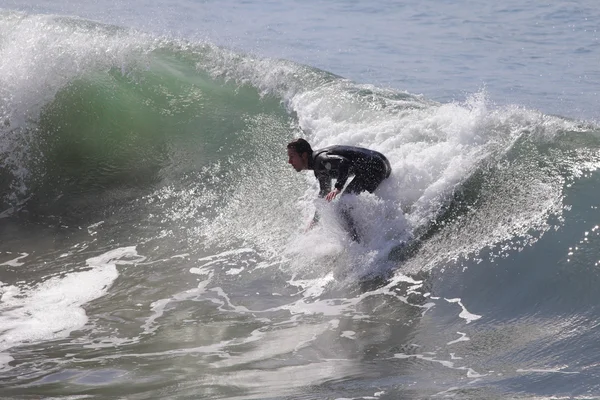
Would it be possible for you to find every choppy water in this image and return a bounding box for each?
[1,1,600,399]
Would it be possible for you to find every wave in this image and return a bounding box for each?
[2,11,600,268]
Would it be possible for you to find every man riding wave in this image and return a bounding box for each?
[287,138,391,241]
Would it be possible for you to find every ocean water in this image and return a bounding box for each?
[0,1,600,399]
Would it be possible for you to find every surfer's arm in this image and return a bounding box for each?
[306,172,331,230]
[332,156,351,191]
[318,154,349,202]
[317,173,331,198]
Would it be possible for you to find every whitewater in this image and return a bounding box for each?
[1,1,600,399]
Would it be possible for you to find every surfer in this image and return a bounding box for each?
[287,138,392,241]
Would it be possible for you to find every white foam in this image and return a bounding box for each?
[284,85,580,273]
[340,331,356,340]
[516,368,578,375]
[141,273,214,336]
[225,267,244,275]
[284,195,409,282]
[0,246,140,368]
[164,41,581,288]
[212,323,330,368]
[445,298,482,324]
[290,89,497,229]
[394,352,486,379]
[87,221,105,236]
[0,252,28,266]
[197,49,507,265]
[447,331,470,345]
[0,352,14,372]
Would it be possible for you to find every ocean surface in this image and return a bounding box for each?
[1,1,600,399]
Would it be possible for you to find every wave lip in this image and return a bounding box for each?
[0,11,157,209]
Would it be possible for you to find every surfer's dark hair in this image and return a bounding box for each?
[287,138,313,156]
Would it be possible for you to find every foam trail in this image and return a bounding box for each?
[0,246,140,369]
[0,252,28,267]
[445,298,482,324]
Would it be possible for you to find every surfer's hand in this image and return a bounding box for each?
[325,189,340,202]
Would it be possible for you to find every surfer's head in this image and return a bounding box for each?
[287,138,312,172]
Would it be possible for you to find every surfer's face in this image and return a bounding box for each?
[287,148,308,172]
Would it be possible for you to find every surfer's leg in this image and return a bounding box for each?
[338,203,360,242]
[338,163,389,242]
[339,177,367,242]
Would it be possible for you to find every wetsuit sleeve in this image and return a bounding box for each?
[317,173,331,198]
[332,156,351,190]
[312,172,330,224]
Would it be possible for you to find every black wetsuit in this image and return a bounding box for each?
[309,145,392,198]
[308,145,392,241]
